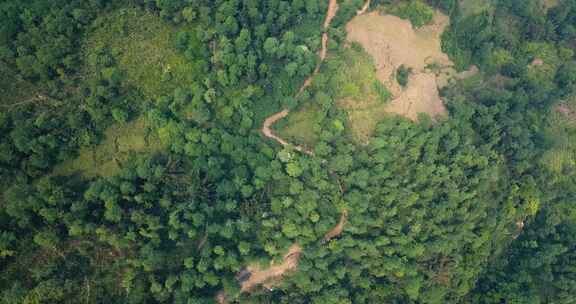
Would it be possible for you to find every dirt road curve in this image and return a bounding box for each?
[262,109,314,155]
[216,2,370,302]
[239,244,303,293]
[261,0,344,155]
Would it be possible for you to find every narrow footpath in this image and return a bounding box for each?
[260,0,341,156]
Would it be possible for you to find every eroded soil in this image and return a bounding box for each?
[345,11,451,121]
[239,244,303,293]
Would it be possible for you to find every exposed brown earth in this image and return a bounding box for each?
[345,11,452,121]
[322,210,349,243]
[239,244,303,293]
[543,0,559,10]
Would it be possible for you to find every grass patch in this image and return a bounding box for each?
[276,104,321,147]
[330,46,394,142]
[54,7,207,178]
[278,45,394,145]
[52,116,165,178]
[84,7,205,99]
[330,45,391,105]
[459,0,493,17]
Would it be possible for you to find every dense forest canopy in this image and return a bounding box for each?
[0,0,575,303]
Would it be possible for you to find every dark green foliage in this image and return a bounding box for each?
[396,64,412,87]
[1,0,576,303]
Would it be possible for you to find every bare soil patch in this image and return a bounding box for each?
[240,244,302,293]
[345,10,451,121]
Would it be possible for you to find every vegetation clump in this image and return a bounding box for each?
[387,0,435,28]
[396,64,413,87]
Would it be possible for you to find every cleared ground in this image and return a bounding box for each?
[279,7,478,143]
[53,117,164,178]
[53,8,201,178]
[84,8,202,99]
[342,10,455,141]
[240,244,302,293]
[543,0,560,10]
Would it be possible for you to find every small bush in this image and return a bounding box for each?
[396,65,412,87]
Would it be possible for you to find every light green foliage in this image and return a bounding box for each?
[459,0,494,17]
[329,46,391,103]
[280,45,394,143]
[541,97,576,176]
[53,117,165,178]
[84,8,205,99]
[486,48,513,71]
[277,104,321,146]
[388,0,435,28]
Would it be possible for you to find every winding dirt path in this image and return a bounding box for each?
[216,3,371,302]
[261,0,341,155]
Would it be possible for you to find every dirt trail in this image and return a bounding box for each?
[322,210,349,243]
[261,109,314,155]
[239,244,303,293]
[261,0,349,155]
[356,0,371,16]
[218,2,370,301]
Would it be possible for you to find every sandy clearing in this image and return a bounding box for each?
[385,73,446,120]
[240,244,303,293]
[345,10,453,121]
